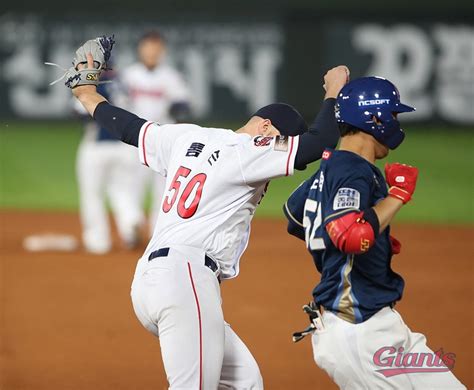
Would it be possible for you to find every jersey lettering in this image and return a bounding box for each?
[163,166,207,219]
[186,142,205,157]
[207,150,220,166]
[303,172,326,251]
[177,173,207,219]
[303,198,325,251]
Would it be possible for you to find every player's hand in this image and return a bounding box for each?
[323,65,350,99]
[72,53,98,98]
[385,163,419,204]
[63,35,114,90]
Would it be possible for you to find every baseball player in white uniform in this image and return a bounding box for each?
[65,37,348,389]
[119,31,191,230]
[74,69,144,254]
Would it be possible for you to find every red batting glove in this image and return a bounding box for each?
[385,163,419,204]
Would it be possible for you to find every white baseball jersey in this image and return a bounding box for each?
[120,63,190,123]
[136,121,300,279]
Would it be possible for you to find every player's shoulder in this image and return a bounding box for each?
[192,128,252,146]
[159,64,180,74]
[119,63,145,83]
[121,62,143,75]
[324,149,374,177]
[237,134,291,150]
[160,123,234,139]
[292,169,320,199]
[154,64,183,79]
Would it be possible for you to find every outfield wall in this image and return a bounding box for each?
[0,13,472,124]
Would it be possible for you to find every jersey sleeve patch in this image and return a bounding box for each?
[253,136,273,147]
[274,135,289,152]
[333,188,361,210]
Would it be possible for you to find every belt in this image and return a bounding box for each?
[148,247,220,280]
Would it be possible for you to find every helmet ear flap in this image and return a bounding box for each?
[382,119,405,149]
[373,118,404,149]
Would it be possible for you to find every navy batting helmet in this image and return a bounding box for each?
[335,76,415,149]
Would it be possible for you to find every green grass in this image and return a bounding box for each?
[257,128,474,224]
[1,121,473,224]
[0,122,83,210]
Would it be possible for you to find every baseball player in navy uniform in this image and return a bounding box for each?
[59,36,349,388]
[284,77,465,389]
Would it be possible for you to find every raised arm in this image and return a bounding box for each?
[71,53,107,114]
[72,54,145,147]
[294,66,349,170]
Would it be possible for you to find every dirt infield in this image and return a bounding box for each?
[1,210,472,390]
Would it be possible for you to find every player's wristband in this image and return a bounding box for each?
[93,101,146,147]
[388,186,412,204]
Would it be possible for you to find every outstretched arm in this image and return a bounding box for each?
[294,66,349,170]
[72,54,145,147]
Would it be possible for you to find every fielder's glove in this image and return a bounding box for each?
[46,35,115,88]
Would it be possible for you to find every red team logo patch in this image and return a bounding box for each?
[322,150,332,160]
[253,136,273,147]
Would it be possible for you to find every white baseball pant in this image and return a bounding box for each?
[311,306,465,389]
[131,245,263,389]
[76,139,144,253]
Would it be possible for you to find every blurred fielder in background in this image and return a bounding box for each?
[119,30,192,232]
[75,67,144,254]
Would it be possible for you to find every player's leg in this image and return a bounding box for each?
[311,310,372,389]
[131,251,225,389]
[327,307,466,389]
[388,310,466,389]
[76,140,111,254]
[218,323,263,389]
[107,143,145,248]
[356,308,465,389]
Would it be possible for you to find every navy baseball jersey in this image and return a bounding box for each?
[284,149,404,323]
